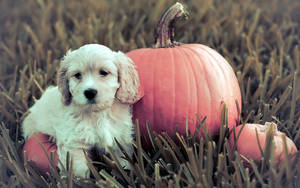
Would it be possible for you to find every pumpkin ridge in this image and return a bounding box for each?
[180,47,195,128]
[182,45,205,123]
[147,49,156,129]
[152,49,159,132]
[132,49,149,86]
[178,45,200,131]
[198,46,234,77]
[168,47,176,132]
[173,46,191,132]
[134,49,156,131]
[199,46,236,127]
[205,48,234,121]
[198,45,237,82]
[185,45,214,131]
[199,46,229,96]
[199,45,241,123]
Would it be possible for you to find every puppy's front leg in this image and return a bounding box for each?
[57,145,90,178]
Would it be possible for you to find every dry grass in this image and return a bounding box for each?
[1,0,300,187]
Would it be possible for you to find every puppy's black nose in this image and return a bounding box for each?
[84,89,97,100]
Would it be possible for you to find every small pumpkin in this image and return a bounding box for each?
[128,3,242,142]
[229,122,298,163]
[23,133,58,173]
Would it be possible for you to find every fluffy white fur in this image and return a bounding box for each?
[22,44,140,177]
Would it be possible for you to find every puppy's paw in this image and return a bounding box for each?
[73,163,90,178]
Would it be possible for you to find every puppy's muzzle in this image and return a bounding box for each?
[84,88,97,103]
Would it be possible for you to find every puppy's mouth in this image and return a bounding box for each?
[83,102,102,113]
[87,100,100,110]
[87,99,96,105]
[82,98,112,112]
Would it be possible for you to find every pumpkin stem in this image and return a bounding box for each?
[154,2,188,48]
[264,122,278,133]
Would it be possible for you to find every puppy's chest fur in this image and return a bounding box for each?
[55,108,133,150]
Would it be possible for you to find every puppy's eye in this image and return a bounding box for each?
[99,70,109,76]
[74,72,82,80]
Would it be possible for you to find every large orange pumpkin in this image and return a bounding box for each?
[128,3,242,141]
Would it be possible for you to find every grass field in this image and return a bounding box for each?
[1,0,300,187]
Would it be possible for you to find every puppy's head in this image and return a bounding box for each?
[57,44,140,111]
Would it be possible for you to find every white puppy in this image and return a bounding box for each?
[22,44,140,177]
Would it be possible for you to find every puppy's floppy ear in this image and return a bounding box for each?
[114,51,142,104]
[57,66,72,106]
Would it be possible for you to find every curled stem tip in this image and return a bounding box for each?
[154,2,188,48]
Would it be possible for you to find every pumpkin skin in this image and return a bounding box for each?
[23,132,58,173]
[128,43,242,139]
[229,123,298,163]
